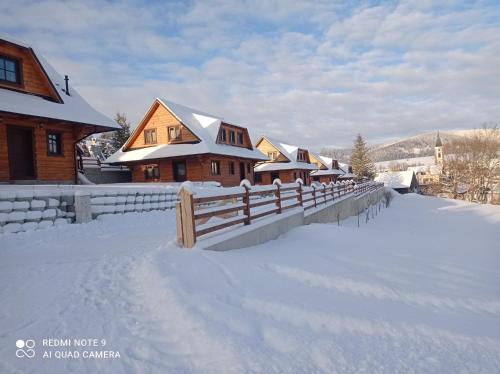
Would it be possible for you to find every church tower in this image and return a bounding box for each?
[434,131,443,169]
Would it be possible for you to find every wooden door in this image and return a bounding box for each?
[239,162,245,181]
[7,126,36,179]
[173,160,187,182]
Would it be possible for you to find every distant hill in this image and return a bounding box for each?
[321,130,474,163]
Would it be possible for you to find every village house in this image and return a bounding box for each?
[413,133,444,190]
[0,36,119,184]
[253,136,318,185]
[374,133,444,194]
[375,170,419,194]
[309,154,344,183]
[105,99,267,186]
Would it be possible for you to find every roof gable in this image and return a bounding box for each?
[123,100,201,150]
[257,136,297,162]
[108,99,268,163]
[0,35,117,130]
[308,151,329,169]
[0,38,61,102]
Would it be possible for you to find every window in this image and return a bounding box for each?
[254,173,262,183]
[0,55,20,84]
[219,129,227,142]
[145,164,160,179]
[211,160,221,175]
[237,132,244,145]
[229,131,235,144]
[168,126,181,141]
[144,128,157,144]
[229,161,235,175]
[268,151,278,161]
[47,132,62,156]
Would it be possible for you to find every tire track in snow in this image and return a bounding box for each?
[268,264,500,315]
[129,250,244,374]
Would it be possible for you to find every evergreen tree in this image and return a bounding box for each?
[110,112,131,151]
[350,134,375,179]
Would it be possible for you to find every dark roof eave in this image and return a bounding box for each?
[0,109,118,132]
[108,152,267,165]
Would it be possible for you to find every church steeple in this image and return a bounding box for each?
[435,131,443,147]
[434,131,443,169]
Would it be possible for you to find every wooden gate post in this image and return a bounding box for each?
[178,187,196,248]
[275,184,282,214]
[243,184,251,225]
[176,202,184,245]
[297,182,303,207]
[312,185,317,207]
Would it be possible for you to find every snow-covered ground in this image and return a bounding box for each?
[1,194,499,373]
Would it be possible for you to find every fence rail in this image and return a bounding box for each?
[177,181,383,248]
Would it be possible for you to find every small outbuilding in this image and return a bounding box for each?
[375,170,419,194]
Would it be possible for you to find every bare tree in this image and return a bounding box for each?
[441,126,499,203]
[388,161,408,171]
[320,147,350,163]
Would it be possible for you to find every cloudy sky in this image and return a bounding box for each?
[1,0,499,148]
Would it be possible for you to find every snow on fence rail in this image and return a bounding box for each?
[176,180,383,248]
[82,157,129,171]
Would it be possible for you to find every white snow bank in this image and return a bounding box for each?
[1,196,500,372]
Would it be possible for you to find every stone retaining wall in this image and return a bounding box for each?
[0,185,178,234]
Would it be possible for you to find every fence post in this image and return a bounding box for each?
[297,182,303,207]
[275,184,282,214]
[323,185,327,204]
[243,184,251,225]
[179,187,196,248]
[176,202,184,245]
[331,183,335,201]
[74,191,92,224]
[312,185,317,207]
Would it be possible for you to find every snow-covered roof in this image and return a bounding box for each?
[375,170,416,188]
[262,136,298,161]
[254,161,318,172]
[407,164,441,174]
[254,136,319,172]
[336,162,356,178]
[309,154,343,175]
[0,36,118,130]
[310,168,344,176]
[319,155,334,168]
[106,99,268,163]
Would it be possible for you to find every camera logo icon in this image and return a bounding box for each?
[16,339,35,358]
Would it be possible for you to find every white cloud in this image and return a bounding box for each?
[0,0,499,149]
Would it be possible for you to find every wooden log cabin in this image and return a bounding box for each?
[309,154,344,183]
[253,136,318,185]
[0,36,118,184]
[105,99,267,186]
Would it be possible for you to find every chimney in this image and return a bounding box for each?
[64,75,70,96]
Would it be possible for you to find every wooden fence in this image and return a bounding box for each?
[81,157,129,171]
[177,181,383,248]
